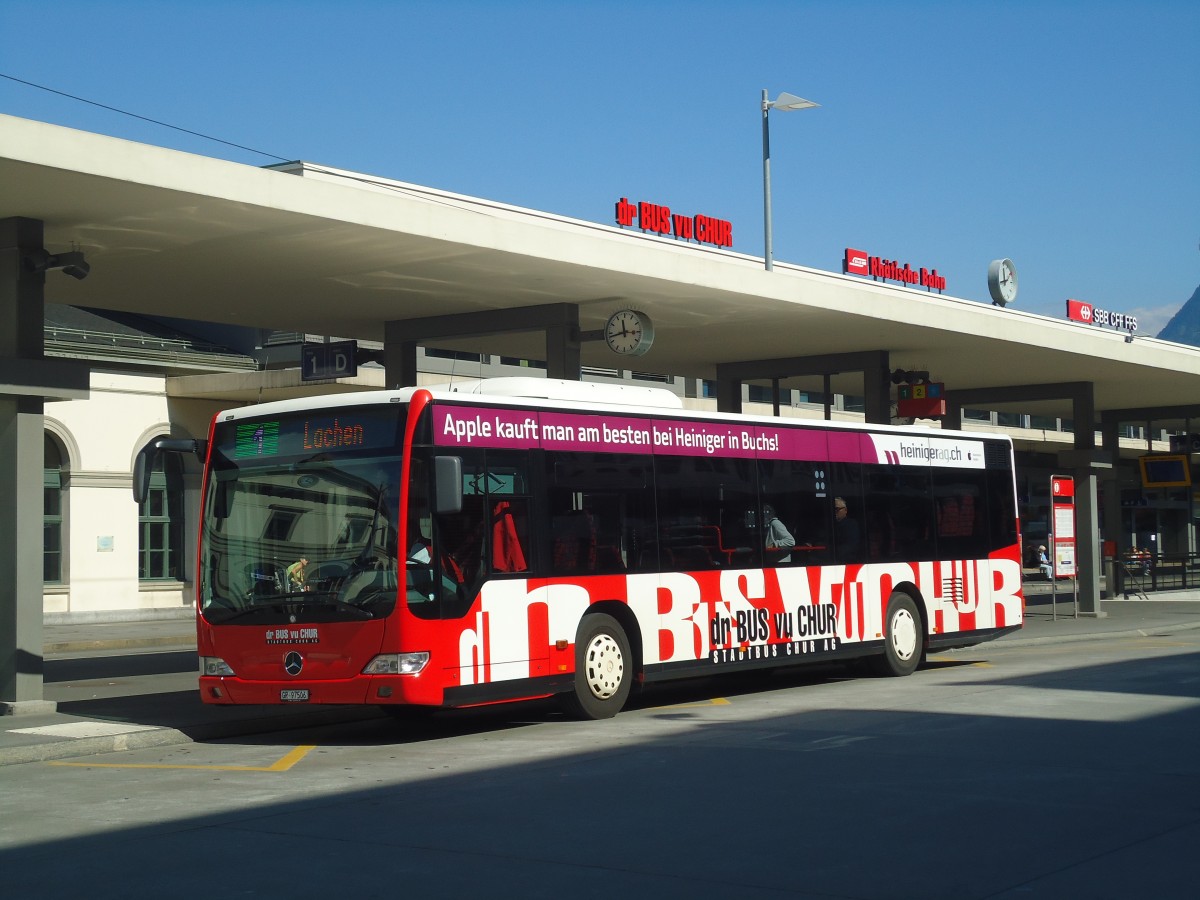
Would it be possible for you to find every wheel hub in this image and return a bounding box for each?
[583,633,624,699]
[891,608,918,661]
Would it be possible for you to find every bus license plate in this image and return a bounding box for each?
[280,689,309,702]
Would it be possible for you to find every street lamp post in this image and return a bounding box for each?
[762,89,819,271]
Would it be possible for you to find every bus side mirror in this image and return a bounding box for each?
[132,443,157,505]
[133,437,209,504]
[434,456,462,514]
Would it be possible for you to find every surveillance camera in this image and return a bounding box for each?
[23,248,89,280]
[55,251,90,280]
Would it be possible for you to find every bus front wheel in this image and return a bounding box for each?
[872,592,923,677]
[561,614,632,720]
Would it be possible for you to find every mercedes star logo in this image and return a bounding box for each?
[283,651,303,676]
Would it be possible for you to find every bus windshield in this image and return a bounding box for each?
[199,407,406,625]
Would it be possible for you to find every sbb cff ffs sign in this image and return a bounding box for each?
[1066,298,1138,333]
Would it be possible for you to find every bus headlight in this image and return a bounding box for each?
[200,657,235,677]
[363,652,429,676]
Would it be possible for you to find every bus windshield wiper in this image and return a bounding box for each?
[269,590,377,620]
[206,592,373,622]
[297,594,375,620]
[206,601,288,623]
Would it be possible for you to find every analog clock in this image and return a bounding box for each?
[987,258,1018,306]
[604,309,655,356]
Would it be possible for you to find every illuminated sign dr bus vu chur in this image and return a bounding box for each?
[844,247,947,292]
[1066,299,1138,334]
[614,198,733,249]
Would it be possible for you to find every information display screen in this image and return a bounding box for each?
[1139,455,1191,488]
[215,407,404,463]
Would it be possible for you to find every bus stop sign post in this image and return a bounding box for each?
[1051,474,1078,620]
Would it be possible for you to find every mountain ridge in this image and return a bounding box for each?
[1157,283,1200,346]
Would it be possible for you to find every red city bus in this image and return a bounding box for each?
[137,378,1023,719]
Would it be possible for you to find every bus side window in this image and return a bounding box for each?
[862,466,934,562]
[933,468,992,560]
[758,459,832,566]
[544,452,652,575]
[654,456,756,571]
[479,451,531,576]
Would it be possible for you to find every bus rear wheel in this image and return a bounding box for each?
[560,614,632,720]
[871,591,923,677]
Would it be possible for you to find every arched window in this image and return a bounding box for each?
[138,449,184,581]
[44,435,66,584]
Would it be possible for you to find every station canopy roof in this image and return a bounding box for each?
[3,113,1199,426]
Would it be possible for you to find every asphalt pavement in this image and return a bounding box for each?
[4,583,1200,767]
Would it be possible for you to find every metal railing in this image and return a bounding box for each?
[1110,551,1200,597]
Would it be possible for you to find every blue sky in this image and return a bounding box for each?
[2,0,1197,334]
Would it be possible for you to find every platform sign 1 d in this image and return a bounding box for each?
[302,340,358,382]
[1050,474,1076,578]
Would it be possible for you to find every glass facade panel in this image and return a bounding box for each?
[44,436,64,584]
[139,449,183,581]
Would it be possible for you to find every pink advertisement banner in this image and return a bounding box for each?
[433,404,872,463]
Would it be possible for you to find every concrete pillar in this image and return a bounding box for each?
[716,377,742,414]
[0,216,53,714]
[545,321,581,381]
[382,329,418,389]
[1101,417,1123,594]
[862,353,891,426]
[1060,383,1105,617]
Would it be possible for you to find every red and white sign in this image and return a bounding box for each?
[615,197,732,248]
[843,247,946,291]
[1066,298,1138,333]
[845,248,870,276]
[1050,475,1076,578]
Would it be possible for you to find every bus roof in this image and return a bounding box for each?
[213,377,1009,447]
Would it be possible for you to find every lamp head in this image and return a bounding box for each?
[766,92,820,112]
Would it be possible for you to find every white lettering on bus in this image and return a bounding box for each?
[457,558,1024,684]
[441,412,492,444]
[740,431,781,452]
[673,426,725,454]
[495,417,539,441]
[602,423,651,447]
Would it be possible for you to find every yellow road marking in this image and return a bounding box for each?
[48,744,316,772]
[928,655,992,667]
[649,697,731,710]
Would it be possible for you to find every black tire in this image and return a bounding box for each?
[871,591,923,677]
[560,613,632,720]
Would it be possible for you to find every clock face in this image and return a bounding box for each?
[988,258,1018,306]
[605,309,654,356]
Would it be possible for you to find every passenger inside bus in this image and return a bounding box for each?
[834,496,862,562]
[762,503,795,564]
